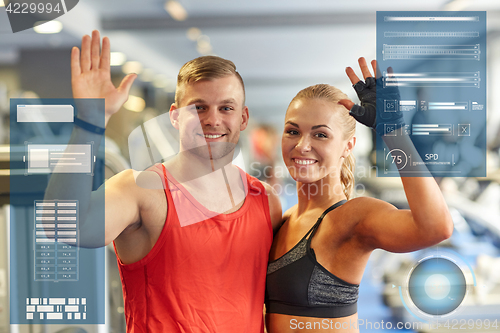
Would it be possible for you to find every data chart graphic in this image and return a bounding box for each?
[34,200,79,282]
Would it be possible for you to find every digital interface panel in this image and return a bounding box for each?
[376,12,487,177]
[10,99,105,324]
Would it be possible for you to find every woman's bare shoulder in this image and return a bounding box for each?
[343,196,394,214]
[282,204,297,221]
[321,197,394,232]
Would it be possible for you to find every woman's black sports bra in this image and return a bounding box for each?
[265,200,359,318]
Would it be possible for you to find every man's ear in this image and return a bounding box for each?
[342,136,356,158]
[240,106,250,131]
[169,103,180,130]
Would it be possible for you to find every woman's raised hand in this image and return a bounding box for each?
[338,57,378,128]
[339,57,403,133]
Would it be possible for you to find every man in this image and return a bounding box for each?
[47,30,282,332]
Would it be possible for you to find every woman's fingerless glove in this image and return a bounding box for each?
[349,76,405,136]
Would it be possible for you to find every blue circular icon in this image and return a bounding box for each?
[408,257,466,315]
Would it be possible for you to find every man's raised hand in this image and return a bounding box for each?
[71,30,136,125]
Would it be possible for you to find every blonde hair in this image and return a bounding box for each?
[290,84,356,199]
[175,55,245,105]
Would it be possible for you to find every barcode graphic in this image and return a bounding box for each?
[383,44,480,61]
[384,31,479,38]
[26,297,87,320]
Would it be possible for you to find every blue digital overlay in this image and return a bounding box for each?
[376,11,487,177]
[398,249,476,322]
[10,98,105,324]
[408,257,467,316]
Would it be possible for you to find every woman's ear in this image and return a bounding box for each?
[342,136,356,158]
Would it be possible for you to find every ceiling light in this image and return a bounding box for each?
[165,1,188,21]
[187,27,201,41]
[153,75,176,92]
[140,68,155,82]
[153,74,168,88]
[444,0,472,11]
[122,61,143,75]
[124,95,146,112]
[33,21,63,34]
[196,43,212,55]
[196,35,212,55]
[197,35,210,44]
[110,52,126,66]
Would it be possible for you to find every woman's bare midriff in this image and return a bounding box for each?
[266,313,359,333]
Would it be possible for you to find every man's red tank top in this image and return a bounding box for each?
[114,164,273,333]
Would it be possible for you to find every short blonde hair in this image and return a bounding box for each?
[175,56,245,106]
[289,84,356,199]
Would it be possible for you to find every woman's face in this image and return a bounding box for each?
[282,98,354,184]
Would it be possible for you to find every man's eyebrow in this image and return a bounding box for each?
[186,98,206,105]
[185,98,237,105]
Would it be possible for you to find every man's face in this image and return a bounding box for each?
[170,75,249,161]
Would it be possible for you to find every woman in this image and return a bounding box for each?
[265,58,453,332]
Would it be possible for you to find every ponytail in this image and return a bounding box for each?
[340,153,355,200]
